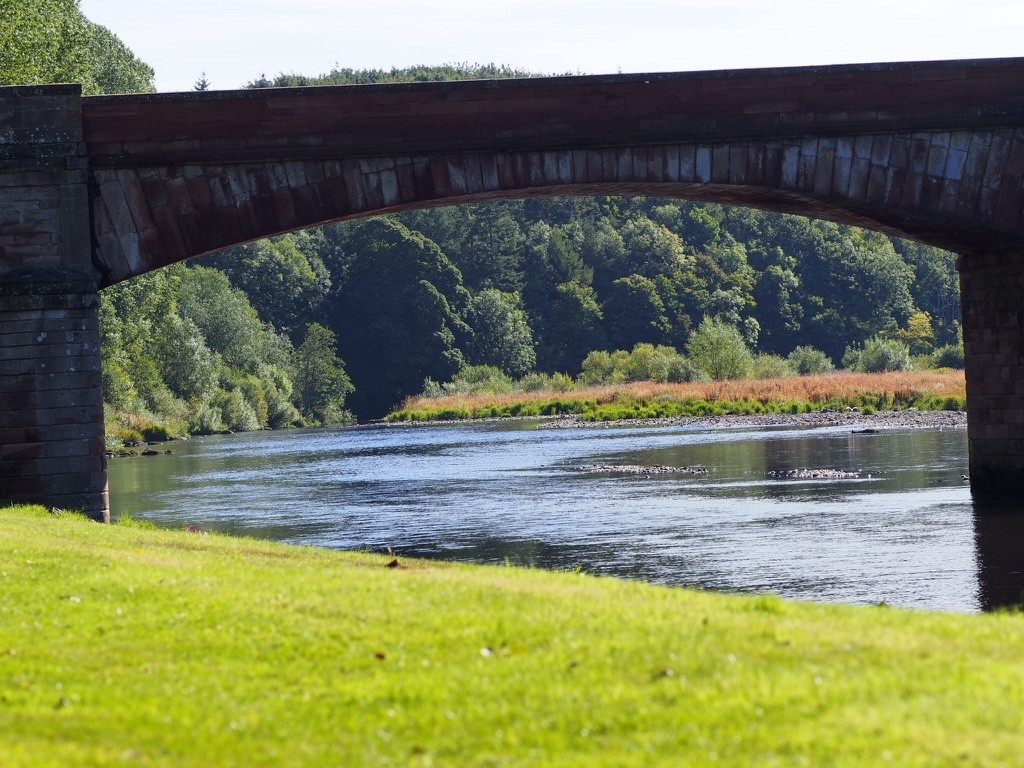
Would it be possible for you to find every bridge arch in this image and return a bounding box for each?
[4,58,1024,519]
[87,128,1024,286]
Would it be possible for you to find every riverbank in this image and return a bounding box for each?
[388,370,967,423]
[542,407,968,430]
[3,503,1023,766]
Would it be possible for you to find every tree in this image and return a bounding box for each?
[754,265,803,355]
[293,324,353,423]
[618,216,688,279]
[466,290,536,378]
[151,314,219,401]
[0,2,154,94]
[457,206,525,292]
[603,274,671,351]
[194,72,210,91]
[899,311,936,356]
[175,266,282,371]
[526,282,603,374]
[329,218,469,418]
[199,234,330,337]
[0,0,92,87]
[686,318,754,380]
[85,21,155,93]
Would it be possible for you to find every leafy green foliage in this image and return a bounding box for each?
[932,343,966,369]
[0,1,154,93]
[293,323,354,424]
[787,345,835,375]
[99,263,343,437]
[686,318,755,380]
[465,290,536,378]
[328,219,469,419]
[199,234,330,338]
[247,62,543,88]
[603,274,671,351]
[752,353,794,379]
[579,344,705,386]
[843,336,914,373]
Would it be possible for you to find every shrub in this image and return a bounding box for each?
[843,336,913,373]
[787,345,835,375]
[141,423,175,442]
[931,343,965,369]
[518,372,575,392]
[752,354,793,379]
[450,365,515,395]
[665,355,708,383]
[190,403,225,435]
[113,427,144,446]
[577,350,622,386]
[686,318,754,380]
[213,388,262,432]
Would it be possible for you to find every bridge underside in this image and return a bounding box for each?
[88,132,1024,286]
[5,60,1024,518]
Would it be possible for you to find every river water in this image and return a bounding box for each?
[108,419,1024,613]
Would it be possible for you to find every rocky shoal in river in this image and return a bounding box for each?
[541,409,967,430]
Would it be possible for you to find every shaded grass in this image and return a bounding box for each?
[2,503,1022,766]
[389,370,967,422]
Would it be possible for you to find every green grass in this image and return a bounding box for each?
[2,504,1022,766]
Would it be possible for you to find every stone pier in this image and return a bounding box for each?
[959,251,1024,501]
[0,281,108,520]
[0,85,108,521]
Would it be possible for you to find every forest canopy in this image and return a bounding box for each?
[0,0,155,93]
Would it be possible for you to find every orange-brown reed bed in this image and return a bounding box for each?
[391,370,966,421]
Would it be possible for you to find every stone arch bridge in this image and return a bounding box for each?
[4,57,1024,520]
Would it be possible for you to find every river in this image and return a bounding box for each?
[108,419,1024,613]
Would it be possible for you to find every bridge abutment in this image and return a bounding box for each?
[959,251,1024,500]
[0,84,109,521]
[0,281,108,520]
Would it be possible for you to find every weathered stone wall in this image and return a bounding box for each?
[0,85,108,521]
[959,250,1024,498]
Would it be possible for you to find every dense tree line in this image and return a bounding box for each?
[1,22,963,431]
[188,193,960,421]
[0,0,154,93]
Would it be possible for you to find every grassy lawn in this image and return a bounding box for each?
[2,503,1022,766]
[389,370,967,422]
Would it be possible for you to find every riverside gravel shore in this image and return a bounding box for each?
[541,409,967,430]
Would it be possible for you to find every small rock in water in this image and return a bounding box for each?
[767,468,861,480]
[581,464,710,475]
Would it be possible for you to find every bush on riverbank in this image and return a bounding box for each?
[2,504,1023,766]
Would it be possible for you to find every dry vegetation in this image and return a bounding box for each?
[396,370,967,417]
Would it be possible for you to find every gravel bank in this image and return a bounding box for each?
[542,409,967,430]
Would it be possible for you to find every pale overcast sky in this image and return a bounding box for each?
[79,0,1024,93]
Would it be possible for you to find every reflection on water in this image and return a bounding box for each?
[109,419,1024,613]
[972,501,1024,610]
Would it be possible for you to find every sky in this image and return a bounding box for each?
[79,0,1024,93]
